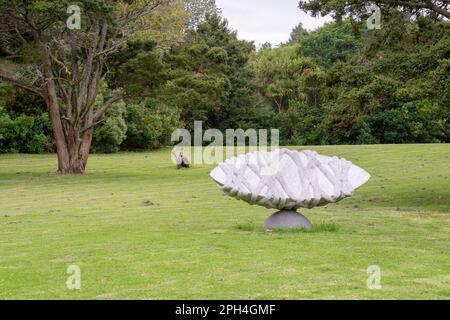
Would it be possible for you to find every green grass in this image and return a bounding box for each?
[236,221,339,233]
[0,144,449,299]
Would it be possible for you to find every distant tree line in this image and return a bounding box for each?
[1,0,449,161]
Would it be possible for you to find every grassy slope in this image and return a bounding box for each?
[0,144,449,299]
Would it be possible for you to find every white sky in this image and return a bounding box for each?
[216,0,332,47]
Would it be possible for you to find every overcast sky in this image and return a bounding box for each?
[215,0,332,47]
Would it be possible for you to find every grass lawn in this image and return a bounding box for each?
[0,144,449,299]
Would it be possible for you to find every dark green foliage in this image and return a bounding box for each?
[1,3,449,154]
[162,14,272,132]
[298,0,450,20]
[3,92,47,116]
[298,21,362,69]
[300,15,450,145]
[285,22,309,45]
[110,42,169,98]
[121,102,180,151]
[253,45,322,112]
[0,84,53,153]
[429,58,450,111]
[190,15,269,130]
[0,112,52,153]
[92,102,127,154]
[367,109,409,143]
[401,101,447,143]
[275,100,324,145]
[163,40,231,130]
[0,83,15,106]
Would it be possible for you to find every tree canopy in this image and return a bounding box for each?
[298,0,450,20]
[0,0,173,172]
[0,0,448,170]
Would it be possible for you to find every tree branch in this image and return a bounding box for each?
[92,91,124,123]
[81,118,105,133]
[0,73,43,96]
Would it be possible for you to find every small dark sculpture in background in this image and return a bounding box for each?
[172,149,191,169]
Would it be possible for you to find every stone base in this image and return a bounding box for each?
[264,210,312,230]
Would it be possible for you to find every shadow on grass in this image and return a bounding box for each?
[236,221,339,234]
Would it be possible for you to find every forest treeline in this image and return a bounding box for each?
[1,1,449,154]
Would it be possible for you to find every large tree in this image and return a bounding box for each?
[285,22,309,45]
[251,45,325,112]
[297,20,362,69]
[156,14,271,131]
[299,0,450,20]
[0,0,171,173]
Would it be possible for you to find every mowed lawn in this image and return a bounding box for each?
[0,144,449,299]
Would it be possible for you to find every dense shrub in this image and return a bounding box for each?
[367,109,409,143]
[92,102,128,153]
[402,100,447,143]
[1,14,449,154]
[0,111,52,153]
[298,21,362,69]
[275,100,324,145]
[121,101,180,150]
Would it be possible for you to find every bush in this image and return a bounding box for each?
[121,101,180,151]
[364,101,446,144]
[0,111,52,153]
[275,99,324,145]
[92,102,128,153]
[298,21,362,69]
[402,100,446,143]
[367,109,409,143]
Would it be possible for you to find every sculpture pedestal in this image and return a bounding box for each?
[264,210,312,230]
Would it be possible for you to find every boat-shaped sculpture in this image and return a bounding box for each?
[210,148,370,230]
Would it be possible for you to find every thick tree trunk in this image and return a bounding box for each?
[57,128,94,174]
[45,97,70,173]
[57,140,91,174]
[1,2,159,175]
[40,43,86,174]
[54,137,88,174]
[46,96,92,174]
[61,157,86,174]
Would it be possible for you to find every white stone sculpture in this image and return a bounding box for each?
[210,148,370,230]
